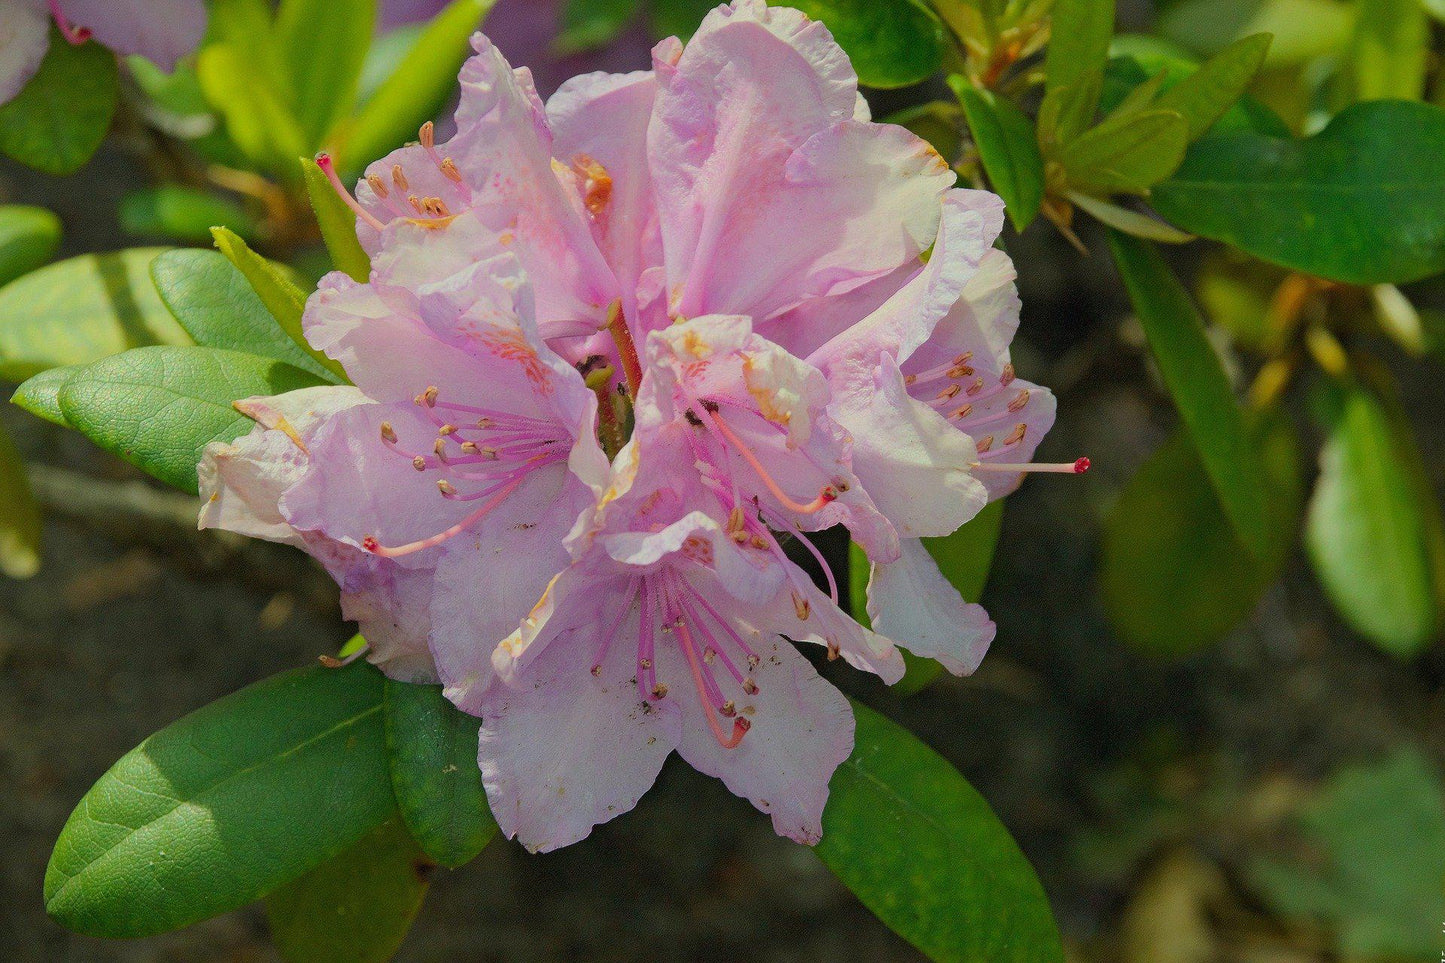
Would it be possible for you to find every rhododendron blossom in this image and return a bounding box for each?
[201,0,1080,852]
[0,0,208,105]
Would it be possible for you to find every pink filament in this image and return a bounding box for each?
[316,153,388,233]
[363,472,528,557]
[48,1,91,43]
[706,410,836,515]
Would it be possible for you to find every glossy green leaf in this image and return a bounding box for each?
[120,187,257,243]
[1102,414,1302,656]
[1058,109,1188,194]
[1044,0,1114,100]
[784,0,945,88]
[56,346,325,494]
[1305,380,1437,656]
[277,0,377,148]
[953,81,1044,230]
[1153,33,1271,140]
[817,700,1063,962]
[0,419,41,579]
[1248,749,1445,958]
[44,662,396,938]
[384,680,497,868]
[1350,0,1427,102]
[265,817,430,963]
[1106,231,1271,557]
[0,249,189,382]
[0,30,117,175]
[151,249,340,381]
[556,0,641,55]
[0,205,60,286]
[848,503,1004,693]
[212,227,349,381]
[340,0,495,172]
[1151,101,1445,284]
[11,366,81,427]
[302,157,372,283]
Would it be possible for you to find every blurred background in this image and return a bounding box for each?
[1,0,1443,960]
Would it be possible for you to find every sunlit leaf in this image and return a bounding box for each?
[1152,33,1271,140]
[44,663,395,938]
[817,700,1064,962]
[0,29,116,175]
[1067,191,1194,243]
[0,205,59,287]
[1058,109,1189,195]
[277,0,377,148]
[1349,0,1427,102]
[953,81,1044,230]
[301,157,372,283]
[11,366,80,427]
[785,0,946,88]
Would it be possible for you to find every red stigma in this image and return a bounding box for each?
[362,535,380,553]
[1073,457,1091,474]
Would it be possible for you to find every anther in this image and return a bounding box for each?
[460,441,480,455]
[392,164,409,191]
[977,435,994,452]
[827,640,840,661]
[1000,362,1016,385]
[949,364,975,378]
[731,530,749,544]
[936,384,962,401]
[967,378,985,396]
[412,456,427,471]
[1007,389,1030,412]
[640,658,653,669]
[720,700,737,717]
[704,647,717,664]
[433,439,447,458]
[742,678,759,695]
[651,683,669,699]
[590,664,601,677]
[792,590,810,621]
[749,534,769,550]
[949,403,974,420]
[380,421,397,443]
[415,386,438,407]
[438,424,458,435]
[366,174,389,199]
[1004,423,1027,446]
[437,480,457,496]
[315,152,387,232]
[419,121,435,149]
[440,158,462,182]
[747,655,761,670]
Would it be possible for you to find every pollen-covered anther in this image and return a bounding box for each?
[949,403,974,420]
[639,658,653,669]
[735,716,753,734]
[749,534,769,550]
[415,385,438,407]
[792,590,810,621]
[366,173,389,199]
[440,158,463,183]
[732,530,749,544]
[949,363,975,378]
[703,647,717,664]
[1007,388,1030,412]
[437,480,458,497]
[392,164,410,192]
[419,120,435,149]
[936,384,962,401]
[1004,423,1027,446]
[460,441,480,455]
[742,678,759,695]
[590,664,601,677]
[651,683,669,699]
[1000,362,1016,385]
[433,439,447,458]
[977,434,994,453]
[720,700,737,717]
[967,377,985,396]
[379,421,398,444]
[727,505,745,533]
[747,654,761,670]
[826,640,840,661]
[411,455,427,471]
[437,423,458,436]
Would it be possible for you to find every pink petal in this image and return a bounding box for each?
[666,633,853,845]
[62,0,206,70]
[866,538,996,676]
[0,3,49,106]
[475,625,682,853]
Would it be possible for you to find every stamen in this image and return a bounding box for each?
[366,173,389,199]
[676,615,749,749]
[707,411,838,515]
[440,158,463,183]
[419,120,435,149]
[361,472,529,558]
[973,457,1090,474]
[392,164,409,192]
[316,153,387,232]
[48,1,91,43]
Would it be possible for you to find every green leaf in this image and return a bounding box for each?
[0,30,117,175]
[1305,380,1437,656]
[265,817,430,963]
[11,365,81,427]
[1350,0,1427,101]
[1037,71,1105,149]
[0,249,190,382]
[277,0,377,149]
[302,157,372,282]
[0,205,60,286]
[556,0,641,55]
[1100,53,1290,138]
[44,662,396,938]
[0,419,41,579]
[1151,100,1445,284]
[885,100,964,166]
[120,187,257,243]
[1043,0,1114,98]
[212,227,350,381]
[784,0,946,89]
[56,346,325,494]
[1058,109,1189,194]
[1066,191,1195,243]
[848,503,1004,694]
[151,249,341,381]
[953,81,1044,230]
[339,0,495,172]
[647,0,717,40]
[358,26,425,105]
[384,680,497,868]
[817,701,1064,962]
[1247,749,1445,958]
[1153,33,1271,140]
[1158,0,1354,67]
[1101,413,1302,656]
[1106,230,1271,557]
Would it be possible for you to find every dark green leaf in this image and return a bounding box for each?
[0,419,41,579]
[885,100,964,166]
[647,0,717,40]
[1043,0,1114,98]
[817,701,1064,962]
[302,157,372,283]
[1153,33,1271,139]
[1101,413,1302,656]
[44,662,396,938]
[0,205,60,286]
[56,346,325,494]
[556,0,641,55]
[1100,54,1290,138]
[11,365,81,427]
[1305,380,1438,656]
[786,0,946,89]
[0,249,190,382]
[1151,101,1445,284]
[1066,191,1195,243]
[0,30,117,175]
[120,187,257,243]
[212,227,349,381]
[1037,71,1105,149]
[953,81,1044,230]
[1058,109,1189,194]
[1351,0,1428,102]
[384,680,497,868]
[1106,230,1271,557]
[340,0,495,173]
[276,0,377,149]
[151,249,340,381]
[265,817,430,963]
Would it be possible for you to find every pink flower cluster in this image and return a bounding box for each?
[200,1,1073,852]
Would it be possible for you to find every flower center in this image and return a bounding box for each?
[316,124,468,233]
[361,385,567,557]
